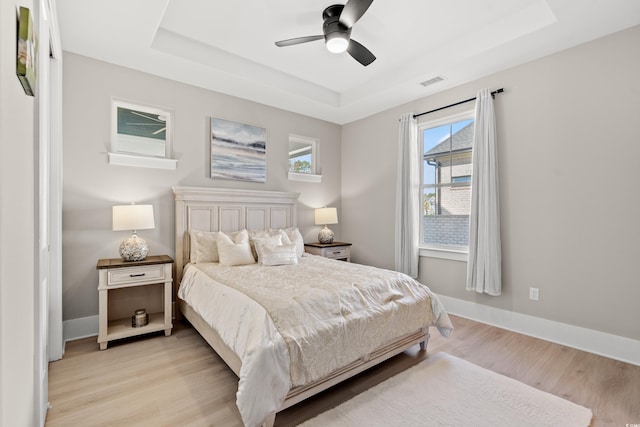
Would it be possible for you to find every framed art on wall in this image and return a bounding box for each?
[16,6,37,96]
[210,117,266,183]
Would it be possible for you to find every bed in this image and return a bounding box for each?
[173,186,453,427]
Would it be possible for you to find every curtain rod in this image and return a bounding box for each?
[413,88,504,119]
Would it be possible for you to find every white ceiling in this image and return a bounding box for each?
[56,0,640,124]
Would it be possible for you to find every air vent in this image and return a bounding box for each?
[420,76,444,87]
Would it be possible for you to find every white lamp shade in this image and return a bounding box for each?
[315,207,338,225]
[112,204,155,231]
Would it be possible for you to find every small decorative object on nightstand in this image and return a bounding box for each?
[112,203,155,261]
[131,309,149,327]
[315,207,338,244]
[96,255,173,350]
[305,242,352,262]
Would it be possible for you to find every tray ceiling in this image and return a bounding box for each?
[56,0,640,124]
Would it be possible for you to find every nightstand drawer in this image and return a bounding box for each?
[107,264,166,286]
[326,248,349,258]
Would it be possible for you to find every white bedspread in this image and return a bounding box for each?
[178,255,453,427]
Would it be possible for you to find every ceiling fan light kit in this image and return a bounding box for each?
[275,0,376,66]
[326,33,350,54]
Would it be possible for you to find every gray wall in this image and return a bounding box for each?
[62,53,342,321]
[0,0,37,424]
[341,25,640,341]
[63,26,640,342]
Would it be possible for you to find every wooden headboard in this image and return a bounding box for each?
[172,186,300,289]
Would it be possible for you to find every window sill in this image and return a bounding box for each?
[108,152,177,170]
[288,172,322,183]
[419,247,468,262]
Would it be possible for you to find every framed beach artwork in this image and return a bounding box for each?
[16,6,37,96]
[210,117,266,183]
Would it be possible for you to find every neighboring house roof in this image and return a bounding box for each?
[424,122,474,159]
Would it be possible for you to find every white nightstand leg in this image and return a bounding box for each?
[98,283,108,350]
[164,275,172,336]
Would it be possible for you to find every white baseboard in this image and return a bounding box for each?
[438,295,640,366]
[62,298,640,366]
[63,315,98,343]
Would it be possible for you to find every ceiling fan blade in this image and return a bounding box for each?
[347,39,376,66]
[131,111,164,122]
[339,0,374,28]
[275,35,324,47]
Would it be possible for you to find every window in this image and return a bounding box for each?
[109,100,177,169]
[288,134,321,182]
[420,111,474,252]
[452,175,471,184]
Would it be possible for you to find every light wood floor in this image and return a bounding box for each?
[46,315,640,427]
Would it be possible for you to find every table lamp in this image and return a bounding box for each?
[112,204,155,261]
[315,207,338,244]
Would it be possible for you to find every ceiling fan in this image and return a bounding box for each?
[275,0,376,66]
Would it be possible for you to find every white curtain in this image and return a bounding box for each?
[395,113,419,278]
[466,89,502,295]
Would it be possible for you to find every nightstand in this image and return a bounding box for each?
[304,242,352,262]
[96,255,173,350]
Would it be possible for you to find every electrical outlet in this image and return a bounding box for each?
[529,287,539,301]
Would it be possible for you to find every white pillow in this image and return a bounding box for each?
[216,230,256,266]
[257,243,298,266]
[189,230,219,263]
[249,229,291,259]
[272,227,304,258]
[251,234,283,263]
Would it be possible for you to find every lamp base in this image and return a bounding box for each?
[318,225,335,244]
[119,234,149,261]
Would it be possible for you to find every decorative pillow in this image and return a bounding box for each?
[248,229,270,239]
[216,230,256,266]
[248,229,272,258]
[189,230,219,263]
[257,243,298,266]
[272,227,304,258]
[251,233,284,263]
[249,229,291,259]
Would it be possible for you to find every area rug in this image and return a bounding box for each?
[299,352,592,427]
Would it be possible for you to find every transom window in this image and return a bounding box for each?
[287,134,322,183]
[420,111,474,250]
[288,135,315,174]
[108,100,177,170]
[112,100,173,158]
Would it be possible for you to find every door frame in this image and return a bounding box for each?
[47,0,64,364]
[35,0,63,424]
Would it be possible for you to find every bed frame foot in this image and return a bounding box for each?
[419,332,430,352]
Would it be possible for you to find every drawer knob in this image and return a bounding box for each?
[129,273,146,277]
